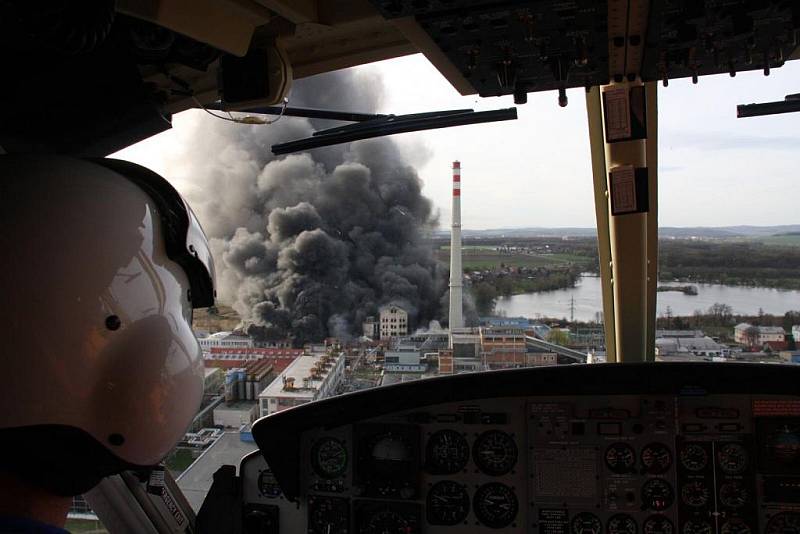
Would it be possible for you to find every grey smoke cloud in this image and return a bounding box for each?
[172,68,466,344]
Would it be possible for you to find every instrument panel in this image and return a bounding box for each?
[241,363,800,534]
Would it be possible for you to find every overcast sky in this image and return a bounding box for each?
[117,53,799,230]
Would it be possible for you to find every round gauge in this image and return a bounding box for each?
[308,496,349,534]
[641,443,673,474]
[257,469,281,498]
[680,444,708,472]
[473,430,518,476]
[721,519,752,534]
[572,512,603,534]
[765,513,800,534]
[426,480,470,526]
[680,480,710,507]
[641,478,674,511]
[359,509,416,534]
[682,521,712,534]
[473,482,518,529]
[717,443,748,474]
[426,430,469,474]
[365,432,413,478]
[719,481,748,508]
[607,514,637,534]
[643,516,674,534]
[606,443,637,474]
[311,437,348,479]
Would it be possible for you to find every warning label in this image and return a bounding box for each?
[539,509,569,534]
[754,399,800,417]
[604,87,631,141]
[610,166,637,214]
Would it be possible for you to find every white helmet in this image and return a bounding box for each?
[0,154,215,495]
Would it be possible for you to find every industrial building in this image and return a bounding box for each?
[379,305,408,339]
[480,326,527,368]
[203,347,303,373]
[383,345,427,373]
[655,336,725,360]
[196,331,253,351]
[258,350,345,417]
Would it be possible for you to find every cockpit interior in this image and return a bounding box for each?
[2,1,799,533]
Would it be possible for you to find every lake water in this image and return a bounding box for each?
[495,275,800,321]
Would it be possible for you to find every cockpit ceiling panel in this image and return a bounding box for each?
[368,0,799,96]
[641,0,799,84]
[374,0,610,96]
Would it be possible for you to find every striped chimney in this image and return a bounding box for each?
[449,161,463,332]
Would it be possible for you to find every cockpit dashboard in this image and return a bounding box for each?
[230,363,800,534]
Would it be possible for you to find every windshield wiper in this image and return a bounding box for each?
[206,103,518,154]
[270,107,517,154]
[737,93,800,118]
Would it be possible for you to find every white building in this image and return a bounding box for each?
[793,325,800,344]
[380,306,408,339]
[197,331,253,351]
[258,351,346,417]
[363,316,378,339]
[734,323,786,347]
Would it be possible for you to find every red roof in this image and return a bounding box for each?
[209,347,303,358]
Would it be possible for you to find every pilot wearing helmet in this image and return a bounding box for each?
[0,155,215,532]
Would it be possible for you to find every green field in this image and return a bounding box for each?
[435,248,595,270]
[165,447,198,475]
[755,235,800,247]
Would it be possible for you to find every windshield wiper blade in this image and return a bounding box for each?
[737,93,800,118]
[206,103,388,123]
[271,107,518,155]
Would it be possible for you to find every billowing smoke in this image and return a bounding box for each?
[168,68,452,345]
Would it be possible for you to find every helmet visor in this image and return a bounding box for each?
[92,158,216,308]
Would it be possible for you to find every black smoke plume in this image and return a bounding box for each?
[171,68,452,345]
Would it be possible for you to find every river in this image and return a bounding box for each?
[495,275,800,322]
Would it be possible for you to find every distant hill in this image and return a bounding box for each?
[431,225,800,239]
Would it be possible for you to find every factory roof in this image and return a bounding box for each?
[258,352,341,400]
[655,330,706,339]
[656,336,723,353]
[206,331,250,340]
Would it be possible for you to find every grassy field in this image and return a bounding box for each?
[165,447,199,476]
[435,248,596,270]
[754,235,800,247]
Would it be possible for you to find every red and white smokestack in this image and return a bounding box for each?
[449,161,463,332]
